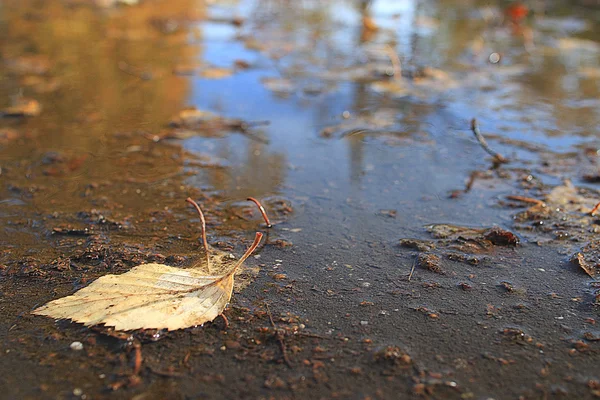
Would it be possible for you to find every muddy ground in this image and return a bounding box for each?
[1,0,600,399]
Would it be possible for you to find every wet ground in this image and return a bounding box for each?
[1,0,600,399]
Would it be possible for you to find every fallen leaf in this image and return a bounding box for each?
[577,67,600,79]
[557,38,600,54]
[172,64,201,76]
[362,16,379,32]
[572,243,600,278]
[169,108,219,128]
[261,77,296,95]
[4,55,51,75]
[2,98,41,117]
[369,80,409,97]
[0,128,19,144]
[20,76,62,93]
[504,3,528,23]
[199,67,233,79]
[33,229,263,331]
[546,180,597,213]
[423,224,519,252]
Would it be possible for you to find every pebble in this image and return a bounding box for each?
[70,341,84,351]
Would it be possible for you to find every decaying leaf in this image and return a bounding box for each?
[571,243,600,278]
[199,67,233,79]
[33,199,263,331]
[2,98,41,117]
[369,80,409,97]
[0,128,19,144]
[4,54,51,75]
[169,107,225,129]
[425,224,519,249]
[261,77,296,95]
[545,180,598,213]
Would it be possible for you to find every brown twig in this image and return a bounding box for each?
[133,342,143,376]
[225,232,263,279]
[470,119,508,164]
[408,260,416,281]
[591,202,600,217]
[266,303,276,327]
[383,45,402,81]
[186,197,210,267]
[247,197,272,228]
[147,366,184,377]
[182,351,191,368]
[465,171,483,193]
[220,314,229,330]
[266,303,292,368]
[506,195,545,206]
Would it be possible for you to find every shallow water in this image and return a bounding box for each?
[1,0,600,399]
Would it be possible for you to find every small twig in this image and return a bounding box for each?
[182,351,191,368]
[383,45,402,81]
[220,314,229,330]
[132,342,143,376]
[470,119,508,164]
[408,260,416,281]
[296,332,330,340]
[227,232,263,277]
[186,197,210,268]
[147,366,184,378]
[266,303,276,328]
[506,195,545,206]
[465,171,482,193]
[247,197,272,228]
[265,303,292,368]
[117,61,152,80]
[591,202,600,217]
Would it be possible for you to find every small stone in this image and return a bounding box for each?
[70,341,84,351]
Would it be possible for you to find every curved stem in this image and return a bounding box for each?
[591,201,600,217]
[247,197,272,228]
[186,197,210,267]
[228,232,263,277]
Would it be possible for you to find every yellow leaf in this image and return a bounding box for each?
[33,233,262,331]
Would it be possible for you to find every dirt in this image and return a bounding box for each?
[1,0,600,399]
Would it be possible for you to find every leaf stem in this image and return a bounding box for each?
[470,118,508,164]
[247,197,272,228]
[591,201,600,217]
[186,197,210,267]
[229,232,263,276]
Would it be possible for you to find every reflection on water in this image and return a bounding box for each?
[0,0,599,256]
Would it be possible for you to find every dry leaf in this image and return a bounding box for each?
[199,67,233,79]
[369,80,409,97]
[572,251,598,278]
[2,98,41,117]
[21,76,62,93]
[546,180,597,213]
[261,77,295,95]
[4,55,51,75]
[33,232,262,331]
[169,108,218,128]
